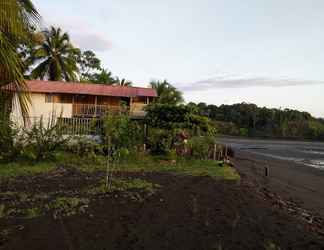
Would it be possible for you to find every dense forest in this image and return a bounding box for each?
[188,102,324,140]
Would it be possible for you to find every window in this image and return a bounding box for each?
[45,94,53,103]
[58,94,73,104]
[45,94,72,104]
[133,96,148,104]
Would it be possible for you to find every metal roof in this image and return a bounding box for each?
[23,80,157,98]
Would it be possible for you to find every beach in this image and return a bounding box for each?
[219,137,324,217]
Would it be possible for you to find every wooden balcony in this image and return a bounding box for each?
[72,104,147,118]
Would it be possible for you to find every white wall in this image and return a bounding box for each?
[11,93,72,128]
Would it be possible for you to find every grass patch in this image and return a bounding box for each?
[115,156,240,181]
[65,153,240,181]
[47,197,90,219]
[88,178,160,196]
[0,161,56,179]
[0,152,240,181]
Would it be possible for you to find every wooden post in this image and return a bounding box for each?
[94,96,98,117]
[213,144,217,161]
[130,97,133,114]
[265,161,269,177]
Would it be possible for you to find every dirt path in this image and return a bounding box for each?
[1,169,324,250]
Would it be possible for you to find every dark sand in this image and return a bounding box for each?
[1,169,324,249]
[219,137,324,217]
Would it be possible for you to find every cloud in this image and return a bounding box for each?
[43,17,112,52]
[179,76,324,91]
[72,33,112,52]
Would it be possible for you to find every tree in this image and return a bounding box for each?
[150,80,184,105]
[145,104,215,135]
[18,31,44,78]
[78,50,101,82]
[0,0,40,117]
[30,26,80,81]
[88,69,115,85]
[114,77,132,86]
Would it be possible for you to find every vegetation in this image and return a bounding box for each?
[0,153,239,181]
[0,0,40,119]
[113,77,132,86]
[87,179,160,196]
[145,104,215,135]
[0,160,56,178]
[189,102,324,140]
[20,27,132,85]
[150,80,184,105]
[30,26,80,81]
[86,68,115,85]
[0,119,17,161]
[77,50,101,81]
[18,116,68,161]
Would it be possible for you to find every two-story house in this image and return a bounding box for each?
[10,80,157,134]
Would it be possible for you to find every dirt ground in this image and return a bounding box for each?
[0,167,324,250]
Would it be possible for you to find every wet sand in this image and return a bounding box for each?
[219,137,324,217]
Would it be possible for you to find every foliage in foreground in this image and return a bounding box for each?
[19,117,68,161]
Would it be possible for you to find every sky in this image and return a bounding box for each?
[33,0,324,117]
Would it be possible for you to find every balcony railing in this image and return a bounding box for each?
[72,104,147,118]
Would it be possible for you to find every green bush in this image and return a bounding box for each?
[239,128,248,136]
[145,104,216,136]
[19,117,68,161]
[188,136,215,160]
[66,136,103,160]
[102,113,143,153]
[0,119,17,162]
[147,128,173,155]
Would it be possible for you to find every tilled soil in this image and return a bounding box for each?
[0,167,324,250]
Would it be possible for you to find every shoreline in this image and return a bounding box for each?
[232,150,324,218]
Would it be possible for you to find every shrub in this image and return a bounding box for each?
[188,136,215,160]
[20,116,68,161]
[145,104,216,136]
[0,119,17,162]
[66,136,103,160]
[147,128,173,155]
[102,113,143,153]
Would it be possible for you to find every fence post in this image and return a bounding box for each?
[265,161,269,177]
[213,144,217,161]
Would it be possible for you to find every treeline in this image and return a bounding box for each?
[187,102,324,140]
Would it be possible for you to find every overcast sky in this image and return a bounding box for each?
[34,0,324,117]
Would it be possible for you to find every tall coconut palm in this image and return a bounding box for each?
[31,26,80,81]
[0,0,40,118]
[150,80,184,105]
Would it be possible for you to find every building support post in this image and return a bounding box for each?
[94,96,98,117]
[130,97,133,114]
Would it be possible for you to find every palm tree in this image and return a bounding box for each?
[114,77,132,86]
[150,80,183,105]
[31,26,80,81]
[0,0,40,119]
[90,69,115,85]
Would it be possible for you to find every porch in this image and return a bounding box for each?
[72,103,147,118]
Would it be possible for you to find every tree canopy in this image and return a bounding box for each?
[189,102,324,140]
[0,0,40,117]
[30,26,80,81]
[150,80,184,105]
